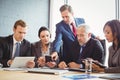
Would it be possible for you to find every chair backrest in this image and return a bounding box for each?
[99,39,106,64]
[0,36,5,44]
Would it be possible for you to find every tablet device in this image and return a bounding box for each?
[99,74,120,79]
[10,57,35,68]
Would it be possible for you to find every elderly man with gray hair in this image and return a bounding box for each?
[58,24,104,69]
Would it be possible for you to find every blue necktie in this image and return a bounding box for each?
[80,46,84,54]
[77,46,84,63]
[14,42,20,58]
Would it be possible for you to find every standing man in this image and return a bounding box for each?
[51,4,85,66]
[0,20,32,67]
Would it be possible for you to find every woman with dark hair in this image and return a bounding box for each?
[92,19,120,73]
[27,26,57,68]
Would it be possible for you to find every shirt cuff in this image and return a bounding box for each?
[80,64,83,68]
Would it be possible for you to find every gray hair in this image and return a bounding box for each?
[77,24,91,33]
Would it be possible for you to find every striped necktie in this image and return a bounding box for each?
[71,22,76,36]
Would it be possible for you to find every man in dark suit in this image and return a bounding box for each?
[51,4,85,68]
[59,24,104,69]
[0,20,32,67]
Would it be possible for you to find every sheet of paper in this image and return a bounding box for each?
[63,74,97,79]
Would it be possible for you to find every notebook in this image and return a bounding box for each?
[4,57,34,71]
[63,74,97,79]
[99,74,120,79]
[27,68,69,75]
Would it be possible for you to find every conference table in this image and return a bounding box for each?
[0,68,119,80]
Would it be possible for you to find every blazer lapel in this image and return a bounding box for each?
[62,21,75,38]
[35,42,42,57]
[63,22,71,32]
[8,36,13,59]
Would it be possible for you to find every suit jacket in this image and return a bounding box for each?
[69,38,104,66]
[52,18,85,63]
[31,41,59,67]
[32,41,53,58]
[0,35,32,67]
[104,46,120,73]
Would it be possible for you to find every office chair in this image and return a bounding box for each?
[99,39,106,64]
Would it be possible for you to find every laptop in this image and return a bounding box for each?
[27,68,69,75]
[4,57,34,71]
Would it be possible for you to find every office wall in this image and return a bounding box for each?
[0,0,49,42]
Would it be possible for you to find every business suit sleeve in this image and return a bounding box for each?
[31,43,36,57]
[75,18,85,26]
[31,43,38,67]
[0,42,5,66]
[104,47,120,73]
[105,66,120,73]
[20,40,33,56]
[0,38,3,64]
[0,38,10,67]
[52,24,63,53]
[67,40,80,64]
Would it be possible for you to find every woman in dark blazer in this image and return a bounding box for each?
[27,26,57,68]
[93,19,120,73]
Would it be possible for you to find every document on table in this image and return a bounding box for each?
[63,74,97,79]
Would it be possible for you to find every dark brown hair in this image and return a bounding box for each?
[38,26,50,37]
[13,20,26,29]
[103,19,120,48]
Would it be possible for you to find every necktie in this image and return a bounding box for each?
[14,42,20,58]
[80,46,84,54]
[77,46,84,63]
[71,22,76,36]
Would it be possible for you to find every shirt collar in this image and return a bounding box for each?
[69,20,76,25]
[13,36,21,45]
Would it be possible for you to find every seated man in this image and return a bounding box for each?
[0,20,33,67]
[58,24,104,69]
